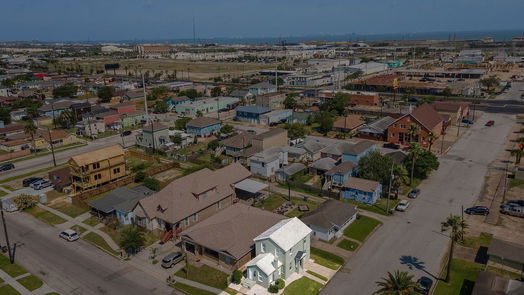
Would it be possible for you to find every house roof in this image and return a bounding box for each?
[186,117,221,128]
[254,217,312,252]
[90,186,153,214]
[488,238,524,265]
[96,111,119,118]
[301,200,358,229]
[169,96,190,103]
[250,82,276,89]
[70,145,124,166]
[0,139,29,147]
[277,163,306,176]
[333,115,365,130]
[70,102,91,109]
[236,105,271,114]
[397,103,443,132]
[250,146,287,164]
[303,141,326,154]
[220,132,256,149]
[143,122,168,132]
[325,161,357,176]
[343,140,376,156]
[247,253,276,276]
[320,142,352,157]
[472,271,524,295]
[135,163,251,224]
[39,130,71,142]
[385,151,407,165]
[343,177,380,192]
[110,102,134,109]
[180,203,285,260]
[39,100,75,112]
[0,124,24,134]
[253,128,286,140]
[310,157,337,171]
[230,90,250,97]
[432,101,469,113]
[358,116,397,133]
[48,167,71,186]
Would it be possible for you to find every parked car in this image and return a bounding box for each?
[396,200,410,212]
[161,252,185,269]
[59,229,79,242]
[501,204,524,218]
[416,277,433,295]
[0,163,15,172]
[31,179,53,190]
[121,130,132,136]
[23,177,44,187]
[461,119,474,125]
[464,206,489,215]
[500,200,524,208]
[408,188,421,199]
[485,120,495,127]
[383,142,400,150]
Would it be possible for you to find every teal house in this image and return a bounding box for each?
[342,140,376,165]
[341,177,382,205]
[186,117,221,137]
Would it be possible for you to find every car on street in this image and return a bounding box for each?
[30,179,53,190]
[485,120,495,127]
[121,130,132,136]
[416,276,433,295]
[383,142,400,149]
[23,177,44,187]
[0,163,15,171]
[396,200,410,212]
[461,119,474,124]
[408,188,421,199]
[161,252,185,269]
[59,229,79,242]
[464,206,489,215]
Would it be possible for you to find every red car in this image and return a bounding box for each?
[485,120,495,127]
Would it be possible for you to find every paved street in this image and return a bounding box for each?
[321,108,518,292]
[0,211,176,295]
[0,132,136,182]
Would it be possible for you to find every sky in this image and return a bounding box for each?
[1,0,524,42]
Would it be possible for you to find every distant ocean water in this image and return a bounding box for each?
[117,30,524,45]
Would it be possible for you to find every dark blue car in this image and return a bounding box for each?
[0,163,15,172]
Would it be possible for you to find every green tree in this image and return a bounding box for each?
[175,117,191,130]
[391,165,409,198]
[24,122,38,153]
[196,110,203,117]
[52,82,78,98]
[119,226,146,255]
[207,140,219,151]
[442,87,452,97]
[406,143,422,185]
[511,148,523,164]
[374,270,418,295]
[211,86,223,97]
[479,75,500,93]
[320,93,348,116]
[26,104,40,119]
[55,109,76,129]
[404,146,439,181]
[97,86,114,103]
[314,112,334,134]
[427,132,438,151]
[0,107,12,124]
[285,123,307,139]
[153,100,169,114]
[178,89,198,99]
[144,177,161,191]
[441,215,468,283]
[220,124,235,135]
[150,86,170,100]
[407,124,420,144]
[283,94,298,110]
[170,134,183,145]
[13,194,38,210]
[358,151,402,192]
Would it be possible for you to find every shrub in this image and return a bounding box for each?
[268,284,279,293]
[275,278,285,289]
[207,140,219,151]
[13,194,37,210]
[144,177,161,191]
[135,171,146,182]
[232,270,243,284]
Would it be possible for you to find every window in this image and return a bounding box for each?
[217,200,222,209]
[94,173,102,181]
[92,162,100,170]
[193,213,198,222]
[113,168,120,174]
[261,243,266,253]
[185,217,189,226]
[400,124,406,129]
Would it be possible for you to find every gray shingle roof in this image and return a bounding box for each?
[277,163,306,176]
[301,200,357,229]
[89,186,154,214]
[310,157,337,171]
[488,238,524,265]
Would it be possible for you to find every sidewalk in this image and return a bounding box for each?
[36,203,120,251]
[0,269,55,295]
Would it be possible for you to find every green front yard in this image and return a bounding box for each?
[16,275,43,291]
[83,216,100,227]
[0,254,27,277]
[285,197,320,218]
[82,232,118,256]
[344,198,399,216]
[434,259,480,295]
[343,215,382,242]
[172,282,216,295]
[306,270,328,282]
[254,194,287,212]
[0,285,20,295]
[282,277,323,295]
[175,264,229,290]
[48,202,88,218]
[23,206,67,226]
[337,239,359,252]
[310,247,344,270]
[459,232,493,249]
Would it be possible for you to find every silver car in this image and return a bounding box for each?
[31,179,53,190]
[161,252,185,268]
[396,200,410,212]
[59,229,79,242]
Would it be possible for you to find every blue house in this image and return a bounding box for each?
[38,100,75,117]
[325,161,357,188]
[340,177,382,205]
[186,117,221,137]
[248,82,277,95]
[164,95,192,110]
[342,140,376,164]
[235,105,270,123]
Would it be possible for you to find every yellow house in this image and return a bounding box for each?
[69,145,127,193]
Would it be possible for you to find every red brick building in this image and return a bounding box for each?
[319,90,380,106]
[109,102,136,115]
[386,104,444,148]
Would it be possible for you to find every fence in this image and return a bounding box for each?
[125,150,160,163]
[143,162,180,176]
[0,149,31,163]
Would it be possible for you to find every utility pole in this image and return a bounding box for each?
[142,72,149,118]
[456,120,461,137]
[440,131,446,155]
[216,97,220,120]
[1,210,14,263]
[386,161,394,214]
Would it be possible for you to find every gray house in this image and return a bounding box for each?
[245,218,312,288]
[136,123,169,150]
[301,200,358,242]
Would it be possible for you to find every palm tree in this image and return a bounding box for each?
[441,215,468,283]
[427,132,438,151]
[374,270,418,295]
[392,165,408,199]
[119,226,146,255]
[24,122,38,155]
[510,149,522,164]
[407,124,420,144]
[408,143,422,185]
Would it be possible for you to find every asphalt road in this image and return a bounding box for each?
[0,132,136,182]
[321,107,517,292]
[0,211,176,295]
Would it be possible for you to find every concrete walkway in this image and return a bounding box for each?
[0,268,56,295]
[36,203,120,251]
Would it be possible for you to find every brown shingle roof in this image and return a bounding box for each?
[410,103,444,131]
[135,163,251,224]
[343,177,380,192]
[70,145,124,166]
[181,203,286,260]
[0,124,24,134]
[39,130,71,142]
[187,117,221,128]
[0,139,29,147]
[301,200,357,229]
[333,115,365,130]
[220,132,256,149]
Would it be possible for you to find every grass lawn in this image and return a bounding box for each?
[49,202,88,218]
[175,264,229,290]
[434,259,481,295]
[459,232,493,249]
[45,190,66,203]
[285,196,320,218]
[343,215,382,242]
[2,184,15,191]
[0,189,7,197]
[24,206,67,226]
[255,193,287,212]
[344,198,399,216]
[17,275,43,291]
[401,178,422,195]
[282,277,323,295]
[83,216,100,227]
[100,225,160,247]
[310,247,344,270]
[0,254,28,277]
[337,239,360,252]
[508,178,524,189]
[306,270,328,282]
[71,224,87,235]
[82,232,118,256]
[0,285,21,295]
[172,282,216,295]
[487,266,522,280]
[44,293,60,295]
